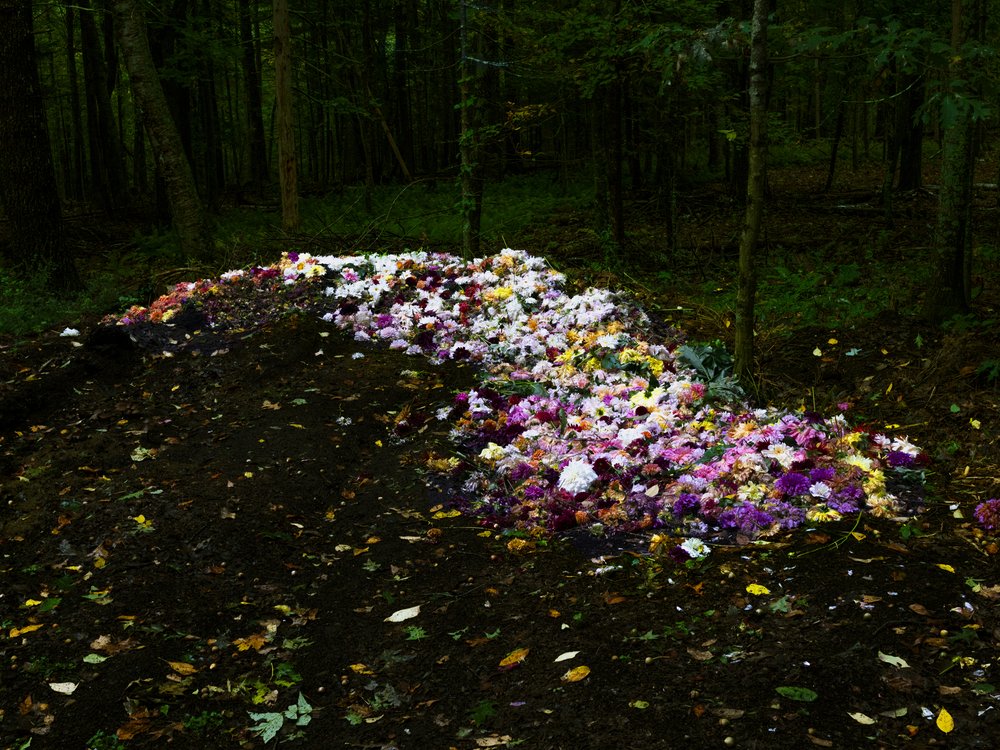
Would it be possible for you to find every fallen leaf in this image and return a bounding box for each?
[746,583,770,595]
[384,605,421,623]
[9,624,44,638]
[878,651,910,669]
[499,648,530,668]
[908,603,931,616]
[349,663,374,675]
[686,648,714,661]
[49,682,78,695]
[806,736,834,747]
[775,686,818,702]
[879,707,908,718]
[561,665,591,683]
[936,564,956,574]
[848,712,876,724]
[83,653,108,664]
[554,651,580,662]
[629,700,650,709]
[936,707,954,733]
[166,660,198,675]
[475,737,513,748]
[233,633,268,651]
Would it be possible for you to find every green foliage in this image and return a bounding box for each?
[676,340,743,402]
[85,730,126,750]
[248,692,312,744]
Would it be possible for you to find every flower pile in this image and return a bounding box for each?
[108,248,929,556]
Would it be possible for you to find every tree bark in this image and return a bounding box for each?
[0,0,78,291]
[273,0,300,231]
[734,0,768,391]
[924,0,980,321]
[111,0,213,260]
[238,0,267,191]
[80,0,128,211]
[459,0,483,257]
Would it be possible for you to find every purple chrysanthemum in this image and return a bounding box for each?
[775,472,811,497]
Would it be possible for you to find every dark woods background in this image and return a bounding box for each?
[0,0,997,321]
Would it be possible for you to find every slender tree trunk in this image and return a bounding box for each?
[273,0,299,231]
[458,0,483,257]
[238,0,267,190]
[64,4,86,201]
[0,0,78,291]
[80,0,127,211]
[112,0,213,260]
[734,0,768,391]
[925,0,980,320]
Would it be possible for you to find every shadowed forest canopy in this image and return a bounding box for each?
[0,1,994,275]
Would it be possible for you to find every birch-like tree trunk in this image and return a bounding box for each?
[111,0,212,260]
[734,0,768,391]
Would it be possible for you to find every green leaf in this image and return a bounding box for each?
[248,711,284,743]
[775,686,818,702]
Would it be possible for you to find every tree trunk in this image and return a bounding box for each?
[273,0,299,231]
[64,3,86,201]
[458,0,483,257]
[80,0,128,211]
[734,0,768,391]
[111,0,213,260]
[924,0,980,321]
[0,0,78,291]
[238,0,267,190]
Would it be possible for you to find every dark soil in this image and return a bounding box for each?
[3,166,1000,750]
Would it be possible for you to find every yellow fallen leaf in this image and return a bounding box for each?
[233,633,268,651]
[432,509,461,519]
[848,711,876,725]
[499,647,530,668]
[561,665,591,683]
[936,707,954,733]
[936,564,956,574]
[349,663,374,675]
[828,338,838,345]
[746,583,771,596]
[24,599,43,607]
[166,660,198,675]
[10,624,44,638]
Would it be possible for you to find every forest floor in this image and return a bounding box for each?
[2,162,1000,750]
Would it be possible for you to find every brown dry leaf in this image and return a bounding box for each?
[938,685,962,696]
[90,635,138,655]
[686,648,714,662]
[604,594,626,605]
[909,603,931,616]
[165,660,198,676]
[806,736,834,747]
[233,633,268,651]
[116,708,157,740]
[499,648,530,668]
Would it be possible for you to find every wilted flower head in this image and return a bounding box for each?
[974,498,1000,531]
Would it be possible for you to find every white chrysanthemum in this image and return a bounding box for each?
[809,481,832,499]
[557,459,598,494]
[762,442,796,469]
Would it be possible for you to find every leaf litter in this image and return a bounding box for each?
[2,254,1000,748]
